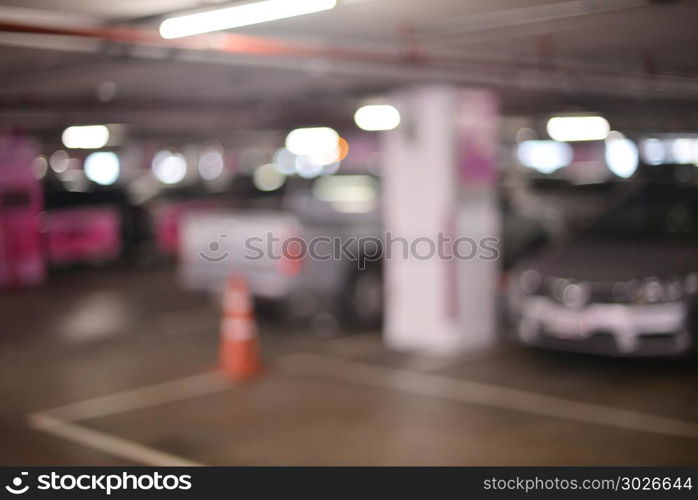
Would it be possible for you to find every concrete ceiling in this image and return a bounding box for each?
[0,0,696,135]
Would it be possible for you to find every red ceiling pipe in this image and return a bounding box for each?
[0,20,411,64]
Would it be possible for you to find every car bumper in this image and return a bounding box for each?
[515,296,692,357]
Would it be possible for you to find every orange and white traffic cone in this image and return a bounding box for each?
[218,275,262,380]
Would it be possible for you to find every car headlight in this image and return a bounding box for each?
[664,277,684,302]
[641,277,665,303]
[561,282,590,308]
[635,276,689,303]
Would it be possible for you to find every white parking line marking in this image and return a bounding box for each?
[28,413,203,466]
[34,372,231,424]
[28,350,698,465]
[27,372,229,466]
[279,352,698,440]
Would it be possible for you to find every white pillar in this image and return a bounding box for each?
[382,85,499,354]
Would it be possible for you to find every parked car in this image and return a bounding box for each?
[179,174,383,328]
[509,181,698,357]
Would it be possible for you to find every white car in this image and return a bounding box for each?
[510,183,698,357]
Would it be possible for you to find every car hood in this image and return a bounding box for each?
[522,239,698,281]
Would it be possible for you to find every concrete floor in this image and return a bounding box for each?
[1,266,697,465]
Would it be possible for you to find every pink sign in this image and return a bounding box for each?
[45,205,121,265]
[456,91,499,187]
[0,135,44,289]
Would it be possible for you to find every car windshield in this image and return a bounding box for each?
[584,187,698,242]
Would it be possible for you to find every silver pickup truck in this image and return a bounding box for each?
[178,174,383,329]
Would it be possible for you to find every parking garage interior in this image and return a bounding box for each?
[1,0,698,466]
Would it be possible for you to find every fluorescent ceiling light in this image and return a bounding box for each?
[198,147,225,181]
[354,104,401,131]
[516,140,572,174]
[640,138,665,165]
[152,150,188,184]
[160,0,338,39]
[285,126,340,169]
[670,138,698,165]
[84,152,120,185]
[285,127,338,156]
[62,125,109,149]
[604,136,638,179]
[50,150,70,172]
[546,116,610,142]
[253,163,286,191]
